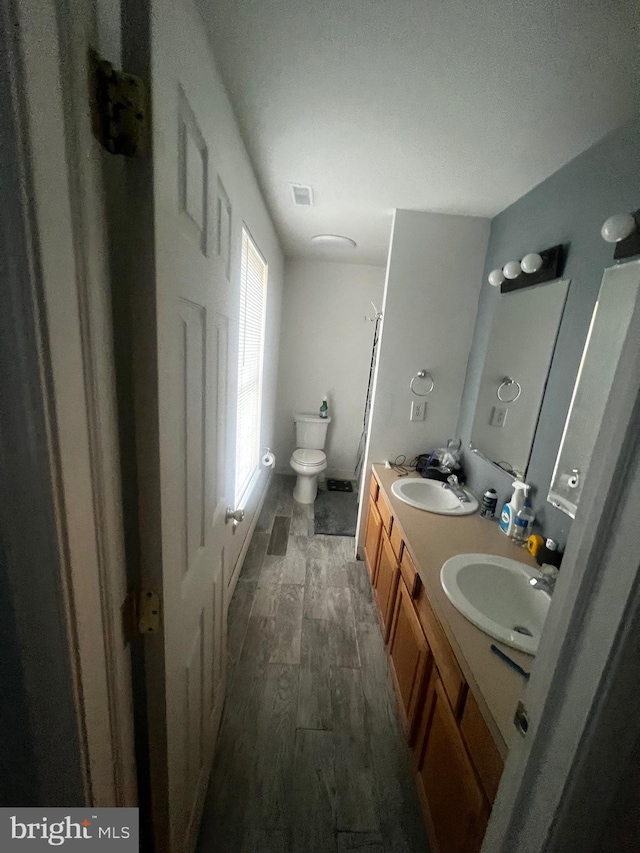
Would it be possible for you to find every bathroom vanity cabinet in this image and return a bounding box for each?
[363,464,535,853]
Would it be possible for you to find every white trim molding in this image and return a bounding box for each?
[7,0,137,806]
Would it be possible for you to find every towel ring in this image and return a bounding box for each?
[497,376,522,403]
[410,370,434,397]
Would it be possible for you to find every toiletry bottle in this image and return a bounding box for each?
[527,534,545,560]
[513,501,535,542]
[319,396,328,419]
[499,481,529,537]
[480,488,498,519]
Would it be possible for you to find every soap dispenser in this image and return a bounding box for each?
[499,481,530,538]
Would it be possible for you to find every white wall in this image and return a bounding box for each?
[356,209,490,544]
[274,260,385,480]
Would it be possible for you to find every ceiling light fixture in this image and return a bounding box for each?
[311,234,357,250]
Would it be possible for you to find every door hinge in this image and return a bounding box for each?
[89,48,147,157]
[122,589,162,643]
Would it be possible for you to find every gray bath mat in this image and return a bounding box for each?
[314,487,358,536]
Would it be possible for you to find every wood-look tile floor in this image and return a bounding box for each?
[197,475,429,853]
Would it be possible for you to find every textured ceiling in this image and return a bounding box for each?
[197,0,637,265]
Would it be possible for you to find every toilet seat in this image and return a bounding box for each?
[291,448,326,468]
[290,448,327,504]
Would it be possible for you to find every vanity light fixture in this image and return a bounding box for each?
[601,211,640,262]
[488,268,505,287]
[521,252,543,274]
[488,252,545,286]
[491,244,565,294]
[503,260,522,280]
[601,213,636,243]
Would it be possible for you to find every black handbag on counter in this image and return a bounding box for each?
[415,452,465,484]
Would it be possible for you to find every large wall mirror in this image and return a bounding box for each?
[549,260,640,517]
[470,279,569,478]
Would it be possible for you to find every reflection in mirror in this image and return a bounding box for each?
[471,279,569,478]
[549,260,640,517]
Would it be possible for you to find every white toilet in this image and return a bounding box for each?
[290,413,331,504]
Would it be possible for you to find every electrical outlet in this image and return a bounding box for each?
[410,401,426,422]
[490,406,508,428]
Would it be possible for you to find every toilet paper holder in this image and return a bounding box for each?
[261,447,276,468]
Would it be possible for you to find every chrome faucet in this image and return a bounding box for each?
[529,574,556,595]
[445,474,470,503]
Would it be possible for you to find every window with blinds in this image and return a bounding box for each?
[235,227,267,505]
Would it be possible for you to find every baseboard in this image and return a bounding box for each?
[225,472,271,607]
[325,469,357,482]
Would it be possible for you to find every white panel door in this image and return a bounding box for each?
[136,1,237,849]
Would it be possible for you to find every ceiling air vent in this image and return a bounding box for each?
[290,184,314,206]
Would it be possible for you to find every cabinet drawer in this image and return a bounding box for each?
[369,473,380,502]
[377,489,393,535]
[415,585,466,716]
[399,546,420,598]
[390,523,404,562]
[460,691,504,804]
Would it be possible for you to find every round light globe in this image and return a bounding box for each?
[601,213,635,243]
[488,269,505,287]
[521,252,543,274]
[503,260,522,280]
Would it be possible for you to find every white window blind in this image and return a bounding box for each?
[235,227,267,504]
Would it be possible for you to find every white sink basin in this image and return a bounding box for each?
[391,478,479,516]
[440,553,550,654]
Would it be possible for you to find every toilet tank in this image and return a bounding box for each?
[294,413,331,449]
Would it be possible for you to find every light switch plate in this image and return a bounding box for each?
[491,406,508,428]
[411,401,426,421]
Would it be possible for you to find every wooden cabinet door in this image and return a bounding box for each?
[363,496,383,582]
[460,691,504,804]
[417,675,489,853]
[388,578,431,742]
[374,531,400,642]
